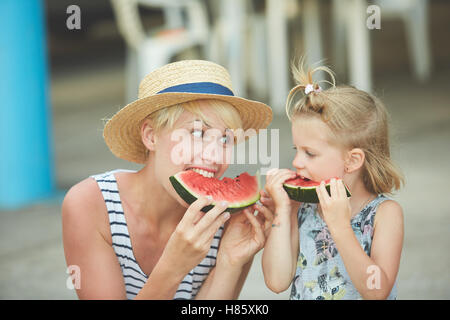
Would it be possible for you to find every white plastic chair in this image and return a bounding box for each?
[374,0,432,82]
[266,0,327,112]
[332,0,432,92]
[206,0,248,97]
[110,0,210,103]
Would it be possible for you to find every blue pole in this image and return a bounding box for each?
[0,0,55,209]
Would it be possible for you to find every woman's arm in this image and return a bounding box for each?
[63,178,230,300]
[195,258,253,299]
[195,209,265,299]
[63,178,190,299]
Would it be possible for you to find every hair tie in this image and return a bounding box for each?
[305,84,322,95]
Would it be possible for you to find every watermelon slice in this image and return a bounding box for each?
[169,170,261,213]
[283,176,351,203]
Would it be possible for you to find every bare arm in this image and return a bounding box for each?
[262,206,299,293]
[196,209,265,299]
[62,178,230,300]
[261,169,299,293]
[329,200,403,299]
[317,179,404,299]
[62,179,129,299]
[195,258,253,299]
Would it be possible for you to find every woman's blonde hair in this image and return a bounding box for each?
[286,59,404,195]
[142,99,243,159]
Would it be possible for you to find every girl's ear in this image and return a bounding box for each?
[141,119,157,152]
[345,148,365,173]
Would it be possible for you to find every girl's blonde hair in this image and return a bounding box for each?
[286,60,404,195]
[142,99,243,159]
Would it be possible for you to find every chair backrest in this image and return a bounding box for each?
[110,0,209,50]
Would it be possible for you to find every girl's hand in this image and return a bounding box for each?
[217,208,266,268]
[265,168,297,213]
[255,192,300,238]
[161,197,230,276]
[259,189,275,214]
[316,178,352,233]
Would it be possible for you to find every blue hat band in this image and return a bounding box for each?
[157,82,234,96]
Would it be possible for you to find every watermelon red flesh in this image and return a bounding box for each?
[169,170,260,213]
[284,176,333,188]
[283,176,351,203]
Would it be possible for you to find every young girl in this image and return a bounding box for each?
[260,62,404,300]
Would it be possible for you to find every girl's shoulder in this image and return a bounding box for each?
[373,197,404,231]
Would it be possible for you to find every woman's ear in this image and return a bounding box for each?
[141,119,157,152]
[345,148,365,173]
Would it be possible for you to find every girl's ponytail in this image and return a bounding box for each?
[286,58,336,120]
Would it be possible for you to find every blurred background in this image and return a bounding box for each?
[0,0,449,299]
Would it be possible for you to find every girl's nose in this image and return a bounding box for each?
[292,153,305,170]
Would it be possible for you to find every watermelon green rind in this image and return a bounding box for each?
[283,180,351,203]
[169,172,261,213]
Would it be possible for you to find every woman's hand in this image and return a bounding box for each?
[316,178,352,233]
[217,208,266,269]
[161,197,230,277]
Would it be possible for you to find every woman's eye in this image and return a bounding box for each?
[220,135,230,144]
[192,129,203,138]
[306,150,315,157]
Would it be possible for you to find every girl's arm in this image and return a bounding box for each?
[262,206,299,293]
[329,200,403,299]
[317,179,404,300]
[261,169,299,293]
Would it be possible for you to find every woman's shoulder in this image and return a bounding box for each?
[63,169,135,210]
[62,175,111,242]
[63,176,104,212]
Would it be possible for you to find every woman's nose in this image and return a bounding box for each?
[202,139,226,164]
[191,136,225,165]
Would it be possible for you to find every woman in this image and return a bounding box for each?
[62,60,273,299]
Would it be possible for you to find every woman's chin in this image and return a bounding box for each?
[169,188,190,208]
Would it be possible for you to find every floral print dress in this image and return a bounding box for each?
[290,194,398,300]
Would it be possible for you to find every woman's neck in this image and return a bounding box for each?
[121,166,186,229]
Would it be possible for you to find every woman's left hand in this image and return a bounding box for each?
[217,208,267,268]
[316,178,352,233]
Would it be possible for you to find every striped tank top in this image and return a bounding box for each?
[91,169,224,300]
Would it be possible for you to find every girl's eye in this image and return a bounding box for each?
[191,129,203,138]
[292,146,297,151]
[306,150,315,157]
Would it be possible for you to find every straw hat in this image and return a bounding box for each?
[103,60,273,164]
